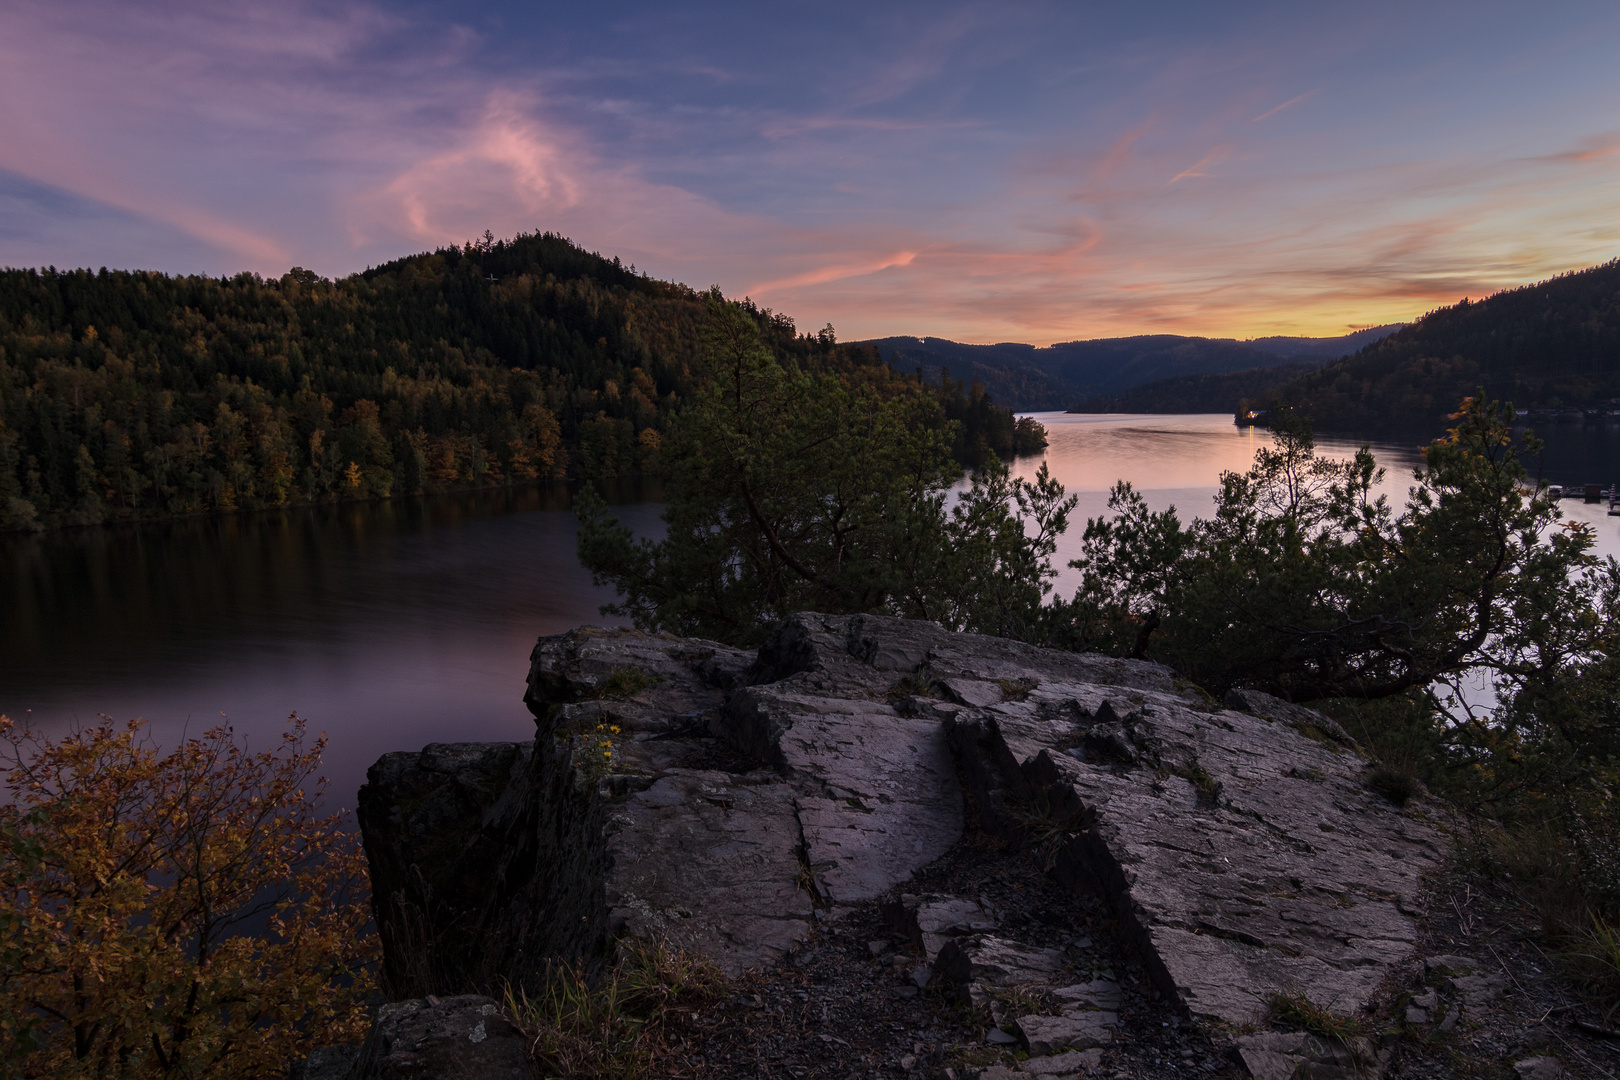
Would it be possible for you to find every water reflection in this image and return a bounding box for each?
[2,414,1614,808]
[0,483,663,808]
[1011,413,1620,595]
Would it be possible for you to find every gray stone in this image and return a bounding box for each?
[1514,1056,1564,1080]
[1234,1032,1311,1080]
[725,687,964,904]
[986,1028,1019,1045]
[356,739,608,997]
[949,640,1447,1025]
[935,935,1066,988]
[606,769,812,975]
[358,612,1449,1034]
[910,964,933,989]
[1018,1048,1105,1075]
[886,893,998,960]
[1405,1005,1429,1024]
[350,995,529,1080]
[1424,953,1478,976]
[978,1067,1019,1080]
[1052,980,1122,1011]
[1014,1011,1117,1055]
[1449,972,1508,1008]
[1234,1031,1385,1080]
[525,626,753,735]
[1223,687,1357,748]
[941,677,1006,708]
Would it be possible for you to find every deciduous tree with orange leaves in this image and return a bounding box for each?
[0,714,376,1079]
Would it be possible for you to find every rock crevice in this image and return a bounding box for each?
[356,613,1446,1036]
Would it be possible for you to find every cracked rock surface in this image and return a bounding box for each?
[358,612,1453,1074]
[529,613,1446,1027]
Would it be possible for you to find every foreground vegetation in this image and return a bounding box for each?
[0,233,1038,532]
[0,715,375,1078]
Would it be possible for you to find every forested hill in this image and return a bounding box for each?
[0,232,1035,531]
[1253,258,1620,433]
[1070,363,1318,415]
[865,325,1401,411]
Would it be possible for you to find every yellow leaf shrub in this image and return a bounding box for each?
[0,713,377,1078]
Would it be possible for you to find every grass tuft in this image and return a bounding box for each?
[997,678,1038,702]
[594,666,662,700]
[1169,757,1219,800]
[1267,990,1366,1043]
[1558,913,1620,1016]
[506,938,726,1080]
[1367,764,1423,806]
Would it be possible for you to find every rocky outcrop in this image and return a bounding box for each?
[946,677,1446,1025]
[546,616,970,974]
[356,739,609,995]
[349,995,529,1080]
[356,611,1448,1065]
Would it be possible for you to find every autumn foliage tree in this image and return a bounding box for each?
[0,714,376,1078]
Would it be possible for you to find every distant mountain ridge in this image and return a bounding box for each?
[1251,259,1620,434]
[861,326,1403,411]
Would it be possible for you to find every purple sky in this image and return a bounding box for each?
[2,1,1618,342]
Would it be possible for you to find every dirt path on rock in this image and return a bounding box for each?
[647,837,1245,1080]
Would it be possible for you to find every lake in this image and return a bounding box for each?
[4,413,1618,807]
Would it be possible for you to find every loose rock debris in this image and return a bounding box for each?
[644,841,1243,1080]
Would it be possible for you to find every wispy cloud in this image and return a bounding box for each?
[1251,89,1317,123]
[0,0,1617,345]
[747,250,918,295]
[1527,133,1620,165]
[370,93,583,246]
[1168,146,1232,185]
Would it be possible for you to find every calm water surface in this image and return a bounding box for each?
[1015,412,1620,592]
[4,414,1617,806]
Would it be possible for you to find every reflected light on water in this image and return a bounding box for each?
[2,414,1615,807]
[1013,412,1620,594]
[0,484,661,808]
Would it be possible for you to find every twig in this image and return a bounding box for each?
[1536,1004,1581,1024]
[1550,1027,1620,1080]
[1488,943,1531,997]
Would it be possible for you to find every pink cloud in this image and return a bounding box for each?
[369,93,583,246]
[747,250,918,295]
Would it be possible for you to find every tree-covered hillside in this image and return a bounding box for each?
[0,232,1034,530]
[1255,259,1620,433]
[1069,363,1317,414]
[866,326,1400,412]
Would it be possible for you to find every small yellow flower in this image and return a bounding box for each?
[602,751,612,759]
[609,725,621,734]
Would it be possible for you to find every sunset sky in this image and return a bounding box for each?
[2,1,1618,343]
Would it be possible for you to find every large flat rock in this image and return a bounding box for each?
[947,681,1446,1025]
[536,622,972,973]
[359,612,1446,1036]
[607,768,813,975]
[728,688,963,905]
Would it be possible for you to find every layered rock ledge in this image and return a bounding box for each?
[357,613,1447,1037]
